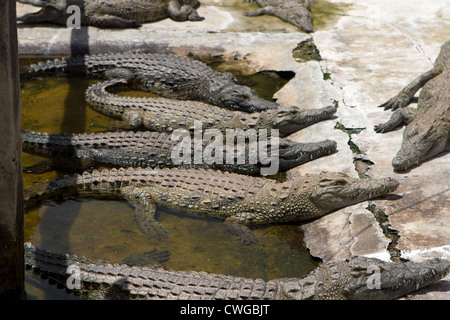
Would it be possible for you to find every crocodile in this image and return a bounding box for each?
[244,0,313,33]
[22,52,281,113]
[85,79,337,136]
[24,167,399,244]
[24,243,450,300]
[374,40,450,171]
[21,130,337,174]
[17,0,204,28]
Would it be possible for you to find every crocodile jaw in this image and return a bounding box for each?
[274,105,337,136]
[310,175,399,212]
[393,125,448,171]
[214,84,278,112]
[278,139,337,171]
[280,257,450,300]
[343,257,450,300]
[17,0,63,23]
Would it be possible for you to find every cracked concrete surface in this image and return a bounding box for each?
[16,0,449,299]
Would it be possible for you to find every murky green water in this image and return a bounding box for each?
[21,57,318,300]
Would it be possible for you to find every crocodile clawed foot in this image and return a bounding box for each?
[224,222,258,245]
[374,124,386,133]
[122,248,171,267]
[377,94,411,111]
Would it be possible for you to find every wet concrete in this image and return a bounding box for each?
[16,0,449,299]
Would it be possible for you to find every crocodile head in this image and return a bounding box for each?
[214,83,279,113]
[273,105,337,137]
[340,257,450,300]
[17,0,65,24]
[280,2,314,33]
[280,256,450,300]
[308,172,399,214]
[278,139,337,171]
[392,112,449,171]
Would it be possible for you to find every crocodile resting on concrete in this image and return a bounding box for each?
[22,52,280,113]
[22,130,337,174]
[24,167,399,244]
[86,79,337,137]
[244,0,313,33]
[375,40,450,171]
[24,243,450,300]
[17,0,204,28]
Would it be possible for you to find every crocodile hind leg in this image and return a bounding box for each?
[166,1,205,21]
[374,107,419,133]
[378,68,441,110]
[121,186,169,240]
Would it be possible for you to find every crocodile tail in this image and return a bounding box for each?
[23,168,129,207]
[21,130,76,157]
[21,55,100,78]
[85,79,129,118]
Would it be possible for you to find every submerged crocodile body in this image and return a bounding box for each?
[17,0,204,28]
[244,0,313,33]
[24,167,399,244]
[375,40,450,171]
[21,130,337,174]
[22,52,280,113]
[25,243,450,300]
[86,79,337,136]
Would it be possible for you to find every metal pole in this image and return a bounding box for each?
[0,0,25,299]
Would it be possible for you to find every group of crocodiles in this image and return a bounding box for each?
[18,1,449,300]
[17,0,315,32]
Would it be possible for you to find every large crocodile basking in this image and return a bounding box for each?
[22,52,281,113]
[24,167,399,244]
[25,243,450,300]
[85,79,337,136]
[375,40,450,171]
[21,130,337,174]
[244,0,313,33]
[17,0,204,28]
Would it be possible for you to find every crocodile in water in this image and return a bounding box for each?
[25,243,449,300]
[17,0,204,28]
[22,52,281,113]
[244,0,313,33]
[22,130,337,174]
[375,40,450,171]
[85,79,337,137]
[24,167,399,244]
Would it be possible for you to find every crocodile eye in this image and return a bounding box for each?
[237,94,250,100]
[224,100,237,108]
[334,179,348,186]
[319,178,348,187]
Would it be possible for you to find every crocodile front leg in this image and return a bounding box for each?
[374,107,419,133]
[378,68,441,110]
[121,186,169,240]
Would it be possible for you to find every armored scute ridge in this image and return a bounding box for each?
[25,243,450,300]
[22,52,281,113]
[244,0,314,33]
[17,0,204,28]
[24,167,399,244]
[85,79,337,137]
[21,130,337,174]
[375,40,450,171]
